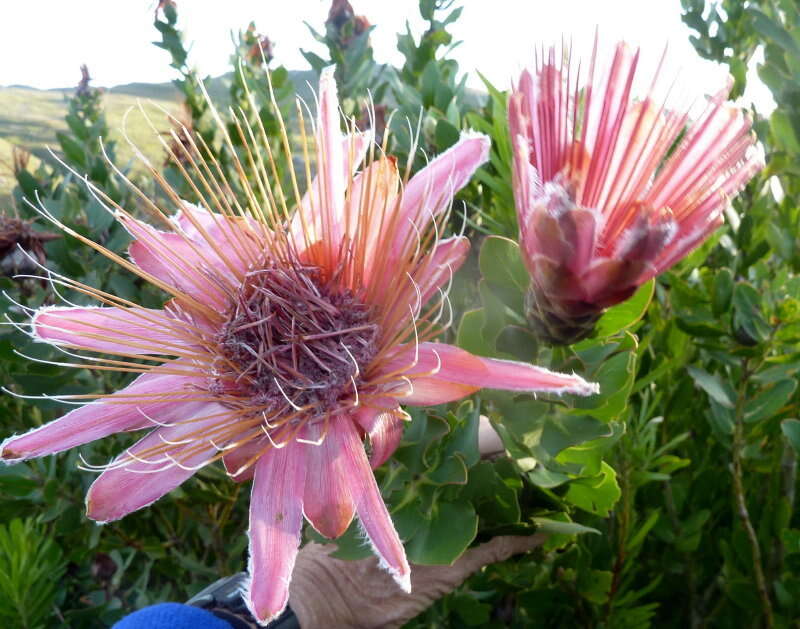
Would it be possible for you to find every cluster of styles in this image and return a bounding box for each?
[0,37,759,625]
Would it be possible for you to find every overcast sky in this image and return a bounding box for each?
[0,0,773,111]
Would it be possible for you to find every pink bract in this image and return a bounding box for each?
[509,39,763,344]
[2,67,597,624]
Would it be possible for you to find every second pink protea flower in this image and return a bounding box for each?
[509,39,763,344]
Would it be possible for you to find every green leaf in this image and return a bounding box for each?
[687,366,735,408]
[727,57,747,97]
[84,196,115,232]
[594,280,654,338]
[781,528,800,555]
[495,399,613,473]
[563,461,621,516]
[108,272,140,302]
[534,514,599,552]
[419,0,437,21]
[532,517,600,537]
[456,308,494,357]
[0,518,66,627]
[0,468,37,497]
[462,461,521,525]
[45,238,85,278]
[478,235,529,300]
[627,510,661,552]
[406,501,478,564]
[538,413,615,457]
[749,9,800,59]
[442,405,480,469]
[770,110,800,154]
[708,398,734,436]
[65,113,89,141]
[577,569,613,604]
[56,132,87,169]
[526,464,570,488]
[675,509,710,552]
[434,118,460,150]
[675,308,727,337]
[451,593,491,626]
[781,419,800,454]
[732,282,771,344]
[743,379,796,423]
[300,50,327,71]
[496,324,538,361]
[426,452,468,485]
[557,422,624,478]
[393,413,450,475]
[477,279,513,348]
[711,268,734,317]
[420,62,440,105]
[572,338,638,421]
[15,169,41,200]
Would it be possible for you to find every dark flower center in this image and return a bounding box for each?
[214,264,379,415]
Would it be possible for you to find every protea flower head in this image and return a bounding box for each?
[1,68,597,623]
[509,39,763,345]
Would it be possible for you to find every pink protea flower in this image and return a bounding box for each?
[1,68,597,624]
[509,40,763,345]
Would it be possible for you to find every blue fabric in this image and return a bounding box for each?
[112,603,233,629]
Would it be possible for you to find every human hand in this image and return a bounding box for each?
[288,534,546,629]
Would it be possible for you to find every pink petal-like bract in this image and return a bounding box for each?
[2,65,597,624]
[509,38,763,344]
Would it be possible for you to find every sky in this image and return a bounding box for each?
[0,0,774,112]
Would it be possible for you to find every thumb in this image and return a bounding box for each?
[452,534,548,576]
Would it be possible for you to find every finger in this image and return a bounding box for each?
[396,533,546,628]
[454,534,548,575]
[410,534,546,592]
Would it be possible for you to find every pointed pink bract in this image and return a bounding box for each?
[383,342,598,405]
[86,402,229,522]
[1,367,206,461]
[392,132,490,259]
[337,415,411,591]
[355,404,407,469]
[302,420,356,539]
[33,306,197,355]
[247,439,307,624]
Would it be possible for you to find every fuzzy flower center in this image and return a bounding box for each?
[214,264,380,414]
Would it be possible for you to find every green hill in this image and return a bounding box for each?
[0,85,182,209]
[0,69,482,209]
[0,70,322,209]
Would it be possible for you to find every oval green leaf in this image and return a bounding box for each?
[594,279,655,338]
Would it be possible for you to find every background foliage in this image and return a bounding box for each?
[1,1,798,627]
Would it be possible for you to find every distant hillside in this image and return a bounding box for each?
[0,85,182,208]
[102,68,320,108]
[0,68,484,208]
[103,81,183,100]
[0,68,327,208]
